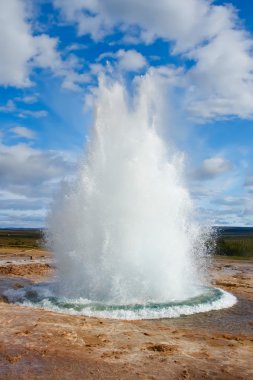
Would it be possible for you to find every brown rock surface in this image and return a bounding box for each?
[0,248,252,379]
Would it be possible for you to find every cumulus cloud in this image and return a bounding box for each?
[0,0,80,89]
[0,142,74,187]
[185,26,253,120]
[121,50,146,71]
[2,0,253,116]
[114,49,146,71]
[11,126,36,140]
[54,0,253,120]
[193,157,233,180]
[0,0,35,86]
[98,49,147,72]
[61,71,91,92]
[33,34,62,71]
[55,0,217,43]
[0,141,78,226]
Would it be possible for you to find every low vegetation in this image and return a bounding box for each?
[214,227,253,259]
[215,237,253,258]
[0,229,44,248]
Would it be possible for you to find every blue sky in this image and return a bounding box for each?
[0,0,252,227]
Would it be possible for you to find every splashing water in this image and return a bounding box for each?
[17,75,235,319]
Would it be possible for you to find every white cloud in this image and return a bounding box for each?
[55,0,213,42]
[0,99,48,119]
[0,100,16,113]
[0,142,74,186]
[0,0,35,86]
[52,0,235,48]
[65,43,88,52]
[0,0,79,89]
[90,63,104,75]
[11,126,36,140]
[116,49,146,71]
[33,34,62,71]
[0,202,48,229]
[188,159,249,225]
[15,94,39,104]
[0,141,78,226]
[185,27,253,120]
[17,109,48,119]
[193,157,233,180]
[190,186,247,226]
[54,0,253,120]
[2,0,253,114]
[98,49,147,72]
[61,71,91,91]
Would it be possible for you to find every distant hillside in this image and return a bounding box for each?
[215,226,253,238]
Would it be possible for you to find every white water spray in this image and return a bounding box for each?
[3,74,236,319]
[47,74,208,305]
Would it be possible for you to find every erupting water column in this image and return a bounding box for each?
[48,74,207,305]
[4,74,237,319]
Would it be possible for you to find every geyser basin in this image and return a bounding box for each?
[5,284,236,320]
[44,76,236,319]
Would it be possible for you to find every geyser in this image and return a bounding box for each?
[48,75,205,303]
[23,74,234,319]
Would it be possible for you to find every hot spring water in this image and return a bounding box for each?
[5,76,236,319]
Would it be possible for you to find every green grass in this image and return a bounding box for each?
[215,236,253,259]
[0,229,44,248]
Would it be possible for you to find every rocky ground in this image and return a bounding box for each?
[0,248,252,379]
